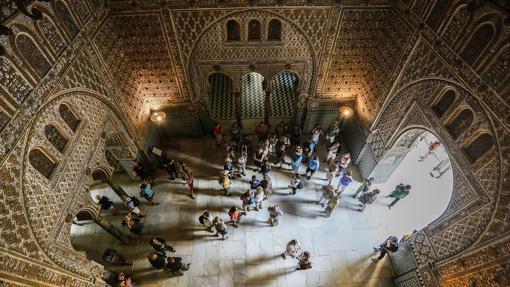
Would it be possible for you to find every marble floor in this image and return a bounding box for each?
[70,136,452,287]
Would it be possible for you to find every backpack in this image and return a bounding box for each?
[130,196,140,207]
[298,180,304,189]
[139,187,145,198]
[198,214,205,224]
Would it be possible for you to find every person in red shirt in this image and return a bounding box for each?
[227,206,245,228]
[213,122,224,147]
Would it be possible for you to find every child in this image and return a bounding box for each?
[227,207,245,228]
[268,204,283,226]
[213,217,229,240]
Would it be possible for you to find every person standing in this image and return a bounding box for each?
[325,141,340,165]
[260,174,272,200]
[289,173,303,195]
[324,194,342,218]
[337,153,351,175]
[326,161,339,185]
[296,251,312,270]
[260,160,272,176]
[230,122,241,145]
[282,239,303,260]
[255,121,269,142]
[227,207,245,228]
[419,140,441,161]
[290,124,302,146]
[118,272,133,287]
[249,175,260,190]
[358,189,380,212]
[213,217,229,240]
[372,236,399,262]
[213,122,224,147]
[163,157,178,180]
[275,137,288,168]
[218,170,232,196]
[388,184,411,209]
[291,145,304,173]
[124,196,143,217]
[150,238,176,253]
[236,153,247,177]
[253,148,265,171]
[310,124,323,146]
[199,210,214,233]
[96,195,117,214]
[166,256,191,276]
[353,177,375,198]
[181,163,196,199]
[268,204,284,226]
[336,170,353,193]
[224,158,234,179]
[325,121,340,145]
[241,189,255,212]
[305,155,320,180]
[317,184,336,207]
[140,180,159,205]
[254,186,265,211]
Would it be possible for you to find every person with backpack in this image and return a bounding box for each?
[353,177,375,198]
[296,251,312,270]
[372,236,399,262]
[241,189,255,212]
[150,237,176,253]
[213,217,229,240]
[224,158,234,179]
[388,184,411,209]
[140,179,159,205]
[268,204,283,226]
[166,256,191,275]
[324,194,342,218]
[199,210,214,233]
[227,207,245,228]
[358,189,380,212]
[305,155,320,180]
[317,184,336,207]
[218,170,232,196]
[124,196,143,217]
[289,173,303,195]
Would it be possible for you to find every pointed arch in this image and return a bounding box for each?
[59,103,80,131]
[29,147,57,179]
[15,33,52,79]
[431,88,457,118]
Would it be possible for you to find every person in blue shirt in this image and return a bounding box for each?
[291,145,304,173]
[336,170,353,194]
[305,155,320,180]
[140,180,159,205]
[249,175,260,190]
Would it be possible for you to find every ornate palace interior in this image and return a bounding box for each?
[0,0,509,286]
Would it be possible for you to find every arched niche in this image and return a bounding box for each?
[226,19,241,41]
[29,147,57,179]
[91,168,109,181]
[37,14,67,55]
[432,88,457,118]
[267,19,282,41]
[463,132,494,163]
[15,33,52,79]
[441,4,470,46]
[460,22,496,66]
[44,124,68,152]
[247,19,262,41]
[445,108,474,140]
[59,103,80,131]
[54,0,79,38]
[241,72,265,120]
[426,0,450,31]
[208,73,235,121]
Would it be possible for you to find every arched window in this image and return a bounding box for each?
[445,108,474,140]
[441,4,470,45]
[37,15,66,54]
[460,23,495,65]
[426,0,450,31]
[463,133,494,163]
[55,0,78,38]
[91,169,108,181]
[248,20,261,41]
[432,89,457,118]
[44,124,68,152]
[59,103,80,131]
[29,148,57,178]
[226,20,241,41]
[15,34,51,79]
[268,19,282,41]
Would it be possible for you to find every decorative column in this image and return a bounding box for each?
[104,179,128,201]
[264,89,271,125]
[233,91,242,129]
[94,215,130,244]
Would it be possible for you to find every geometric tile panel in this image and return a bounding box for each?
[270,72,298,118]
[209,73,235,120]
[241,72,265,119]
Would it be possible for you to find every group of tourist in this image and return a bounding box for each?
[95,119,406,285]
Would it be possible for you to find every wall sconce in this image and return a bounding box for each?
[339,106,354,118]
[150,111,166,123]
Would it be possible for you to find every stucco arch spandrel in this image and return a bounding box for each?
[19,89,134,276]
[370,79,503,263]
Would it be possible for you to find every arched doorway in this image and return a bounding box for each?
[208,73,235,127]
[367,129,454,236]
[241,72,266,129]
[269,72,299,126]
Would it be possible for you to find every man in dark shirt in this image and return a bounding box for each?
[372,236,399,262]
[148,252,166,270]
[96,195,116,214]
[150,238,176,253]
[166,256,190,275]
